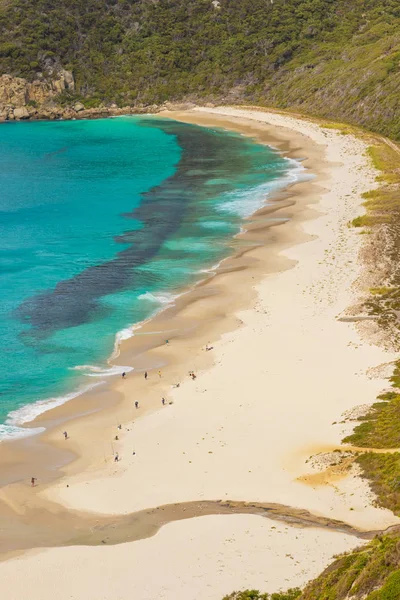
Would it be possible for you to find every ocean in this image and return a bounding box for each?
[0,116,301,439]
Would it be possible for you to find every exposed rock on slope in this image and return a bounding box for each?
[0,71,165,120]
[0,70,74,120]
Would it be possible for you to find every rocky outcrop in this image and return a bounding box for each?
[13,106,30,120]
[0,70,75,121]
[73,102,85,112]
[0,72,195,122]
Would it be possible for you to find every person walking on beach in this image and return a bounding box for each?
[31,477,36,487]
[135,401,139,409]
[114,452,119,462]
[122,372,126,379]
[144,371,148,380]
[162,397,166,405]
[63,431,68,440]
[158,370,162,378]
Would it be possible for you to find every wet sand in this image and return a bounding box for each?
[0,109,320,494]
[0,107,398,598]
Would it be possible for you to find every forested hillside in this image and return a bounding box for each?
[1,0,400,136]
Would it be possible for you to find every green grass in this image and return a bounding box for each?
[366,145,400,185]
[343,392,400,449]
[301,535,400,600]
[356,453,400,515]
[342,363,400,515]
[351,143,400,229]
[222,591,301,600]
[370,288,394,296]
[366,570,400,600]
[347,139,400,346]
[224,535,400,600]
[351,215,389,227]
[390,362,400,389]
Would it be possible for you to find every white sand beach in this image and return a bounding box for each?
[1,107,398,599]
[1,514,362,600]
[43,108,398,529]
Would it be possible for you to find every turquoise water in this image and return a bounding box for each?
[0,116,298,438]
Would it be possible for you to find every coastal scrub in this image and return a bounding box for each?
[227,534,400,600]
[1,1,400,139]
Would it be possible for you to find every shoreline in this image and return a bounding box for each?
[1,144,304,443]
[1,106,399,597]
[0,111,315,491]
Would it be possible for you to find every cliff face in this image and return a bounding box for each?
[0,70,75,120]
[0,70,166,120]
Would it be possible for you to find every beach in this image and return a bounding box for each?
[0,107,398,598]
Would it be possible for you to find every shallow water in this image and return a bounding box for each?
[0,116,299,438]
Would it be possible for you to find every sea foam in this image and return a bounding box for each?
[0,423,45,442]
[110,326,138,359]
[217,158,310,218]
[5,381,104,428]
[72,364,133,377]
[137,291,177,305]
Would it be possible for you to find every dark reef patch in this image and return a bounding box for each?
[16,120,254,338]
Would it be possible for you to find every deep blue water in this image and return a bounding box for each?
[0,116,297,438]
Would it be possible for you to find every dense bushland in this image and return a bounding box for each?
[1,0,400,137]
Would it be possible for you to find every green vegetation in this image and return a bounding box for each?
[349,141,400,342]
[342,136,400,519]
[223,534,400,600]
[223,591,300,600]
[367,570,400,600]
[352,142,400,227]
[1,0,400,138]
[370,288,394,296]
[390,362,400,389]
[342,374,400,514]
[343,391,400,449]
[357,453,400,515]
[296,130,400,597]
[300,534,400,600]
